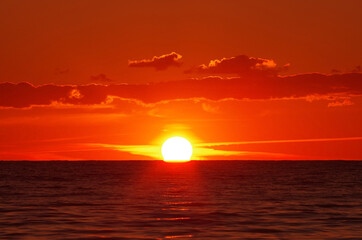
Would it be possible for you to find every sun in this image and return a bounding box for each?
[161,137,193,162]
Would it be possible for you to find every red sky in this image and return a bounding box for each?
[0,0,361,160]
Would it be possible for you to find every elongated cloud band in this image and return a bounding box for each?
[186,55,289,76]
[1,73,361,108]
[128,52,183,70]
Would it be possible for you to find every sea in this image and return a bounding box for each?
[0,161,361,239]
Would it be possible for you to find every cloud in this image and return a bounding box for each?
[186,55,289,76]
[1,73,362,108]
[128,52,182,70]
[90,74,113,83]
[90,143,297,160]
[352,65,361,73]
[328,99,354,107]
[69,89,83,99]
[197,136,362,147]
[54,68,69,75]
[0,82,72,108]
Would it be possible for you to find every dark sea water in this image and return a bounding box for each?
[0,161,362,240]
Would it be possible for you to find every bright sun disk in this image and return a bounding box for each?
[161,137,193,162]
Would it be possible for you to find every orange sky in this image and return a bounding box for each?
[0,0,361,160]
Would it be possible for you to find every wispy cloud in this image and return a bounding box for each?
[128,52,182,70]
[91,143,161,159]
[90,137,358,160]
[197,136,362,147]
[186,55,289,76]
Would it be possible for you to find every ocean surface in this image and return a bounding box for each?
[0,161,362,240]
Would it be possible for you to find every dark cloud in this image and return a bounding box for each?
[54,68,69,75]
[90,74,113,83]
[1,73,361,108]
[0,82,72,108]
[352,65,361,73]
[186,55,289,77]
[331,69,341,73]
[128,52,182,70]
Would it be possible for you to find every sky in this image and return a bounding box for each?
[0,0,362,160]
